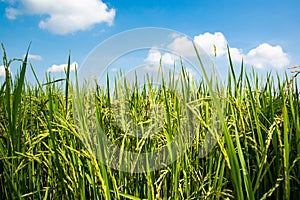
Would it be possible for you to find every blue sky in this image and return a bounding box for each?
[0,0,299,83]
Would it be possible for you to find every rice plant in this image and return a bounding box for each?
[0,44,299,199]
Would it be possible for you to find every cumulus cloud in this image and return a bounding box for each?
[167,36,195,57]
[225,43,290,68]
[193,32,290,69]
[167,34,228,59]
[5,0,116,34]
[27,54,42,60]
[0,65,5,76]
[228,47,243,63]
[144,47,197,81]
[47,62,77,73]
[144,48,178,66]
[244,43,290,69]
[194,32,228,57]
[146,31,290,70]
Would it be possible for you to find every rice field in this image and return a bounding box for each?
[0,45,300,199]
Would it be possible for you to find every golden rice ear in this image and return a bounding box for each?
[288,65,300,73]
[282,65,300,115]
[287,65,300,85]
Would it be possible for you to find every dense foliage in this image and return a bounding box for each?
[0,47,299,199]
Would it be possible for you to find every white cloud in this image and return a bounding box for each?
[5,7,19,19]
[0,65,12,77]
[162,53,177,65]
[111,68,118,72]
[0,65,5,76]
[167,33,237,59]
[226,43,290,69]
[144,48,161,64]
[194,32,228,58]
[131,31,290,71]
[5,0,116,35]
[228,47,243,63]
[193,32,290,69]
[244,43,290,69]
[144,48,178,66]
[168,36,195,57]
[27,54,42,60]
[47,62,77,73]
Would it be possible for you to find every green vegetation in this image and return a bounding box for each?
[0,44,299,199]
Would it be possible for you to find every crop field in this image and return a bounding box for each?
[0,45,300,199]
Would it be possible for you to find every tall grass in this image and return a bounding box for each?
[0,45,299,199]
